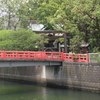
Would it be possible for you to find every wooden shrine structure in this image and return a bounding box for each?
[33,30,70,53]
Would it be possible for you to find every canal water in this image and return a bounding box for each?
[0,79,100,100]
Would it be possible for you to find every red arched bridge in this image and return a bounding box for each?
[0,51,89,67]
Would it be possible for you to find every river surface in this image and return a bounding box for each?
[0,80,100,100]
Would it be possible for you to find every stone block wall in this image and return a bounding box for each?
[62,62,100,92]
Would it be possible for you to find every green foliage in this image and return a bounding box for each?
[0,0,40,30]
[92,47,99,53]
[0,0,23,30]
[36,0,100,53]
[0,29,44,51]
[1,0,100,52]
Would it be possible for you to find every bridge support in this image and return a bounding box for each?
[43,66,61,79]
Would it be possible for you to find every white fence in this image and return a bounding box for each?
[89,53,100,63]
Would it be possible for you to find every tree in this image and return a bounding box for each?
[71,0,100,52]
[0,0,24,30]
[0,0,39,30]
[0,29,45,51]
[36,0,100,53]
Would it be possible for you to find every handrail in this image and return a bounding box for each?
[0,51,89,62]
[0,51,63,60]
[63,53,89,62]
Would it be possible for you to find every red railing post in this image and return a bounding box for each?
[85,54,88,62]
[61,52,64,60]
[2,50,6,59]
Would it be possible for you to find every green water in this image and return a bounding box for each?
[0,80,100,100]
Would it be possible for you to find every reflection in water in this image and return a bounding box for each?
[0,80,100,100]
[42,87,47,100]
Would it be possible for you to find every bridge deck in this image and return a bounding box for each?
[0,59,62,67]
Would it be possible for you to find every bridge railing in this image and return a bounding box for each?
[0,51,89,62]
[0,51,63,60]
[63,53,89,62]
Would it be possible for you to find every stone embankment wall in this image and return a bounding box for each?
[62,62,100,92]
[0,61,99,93]
[0,66,45,84]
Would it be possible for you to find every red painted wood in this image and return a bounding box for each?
[63,53,89,62]
[0,51,89,62]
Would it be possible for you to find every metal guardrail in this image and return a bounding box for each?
[0,51,89,62]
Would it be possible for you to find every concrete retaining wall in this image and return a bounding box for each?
[0,66,45,84]
[0,62,100,93]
